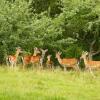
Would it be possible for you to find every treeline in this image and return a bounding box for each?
[0,0,100,63]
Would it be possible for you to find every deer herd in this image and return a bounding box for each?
[6,47,100,72]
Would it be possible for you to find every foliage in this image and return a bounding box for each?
[0,0,100,63]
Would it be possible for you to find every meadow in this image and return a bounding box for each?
[0,66,100,100]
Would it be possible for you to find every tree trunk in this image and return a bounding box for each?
[89,39,100,60]
[89,40,96,60]
[48,6,51,17]
[88,52,93,60]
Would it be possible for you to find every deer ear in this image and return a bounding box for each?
[58,52,62,55]
[58,51,60,54]
[86,51,88,53]
[82,51,85,54]
[60,52,62,55]
[16,47,21,50]
[45,49,48,52]
[40,48,43,51]
[49,55,52,57]
[34,47,38,50]
[47,54,51,57]
[86,51,88,54]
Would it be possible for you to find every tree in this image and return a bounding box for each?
[29,0,62,17]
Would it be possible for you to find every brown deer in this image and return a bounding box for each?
[46,55,53,70]
[22,47,41,69]
[55,52,79,71]
[30,47,41,67]
[6,47,22,68]
[80,51,100,70]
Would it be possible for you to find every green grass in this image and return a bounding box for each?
[0,66,100,100]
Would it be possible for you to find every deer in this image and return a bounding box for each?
[55,52,79,71]
[6,47,22,68]
[39,49,48,69]
[22,47,41,69]
[80,51,100,70]
[80,51,100,78]
[30,48,41,67]
[46,55,54,70]
[22,55,31,68]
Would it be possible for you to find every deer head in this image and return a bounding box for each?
[80,51,89,60]
[16,47,22,54]
[47,55,52,59]
[55,51,62,59]
[40,49,48,55]
[33,47,41,56]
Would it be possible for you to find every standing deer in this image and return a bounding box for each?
[56,52,79,71]
[46,55,53,70]
[80,51,100,70]
[22,47,41,69]
[22,55,31,68]
[6,47,22,68]
[39,49,48,69]
[30,47,41,67]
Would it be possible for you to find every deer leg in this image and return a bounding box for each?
[49,65,51,70]
[31,62,34,69]
[88,67,95,78]
[50,65,52,70]
[49,64,51,70]
[63,65,67,71]
[21,57,25,70]
[40,65,43,70]
[35,63,39,69]
[14,63,16,68]
[51,65,54,71]
[7,62,9,67]
[39,61,43,70]
[46,64,48,70]
[85,67,89,72]
[11,62,14,69]
[23,64,25,70]
[74,64,80,72]
[6,57,10,67]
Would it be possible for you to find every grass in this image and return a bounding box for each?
[0,66,100,100]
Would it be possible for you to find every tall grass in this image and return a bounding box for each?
[0,66,100,100]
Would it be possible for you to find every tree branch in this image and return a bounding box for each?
[88,40,96,60]
[92,50,100,56]
[77,32,88,41]
[90,40,96,53]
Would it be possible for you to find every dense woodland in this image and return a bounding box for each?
[0,0,100,64]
